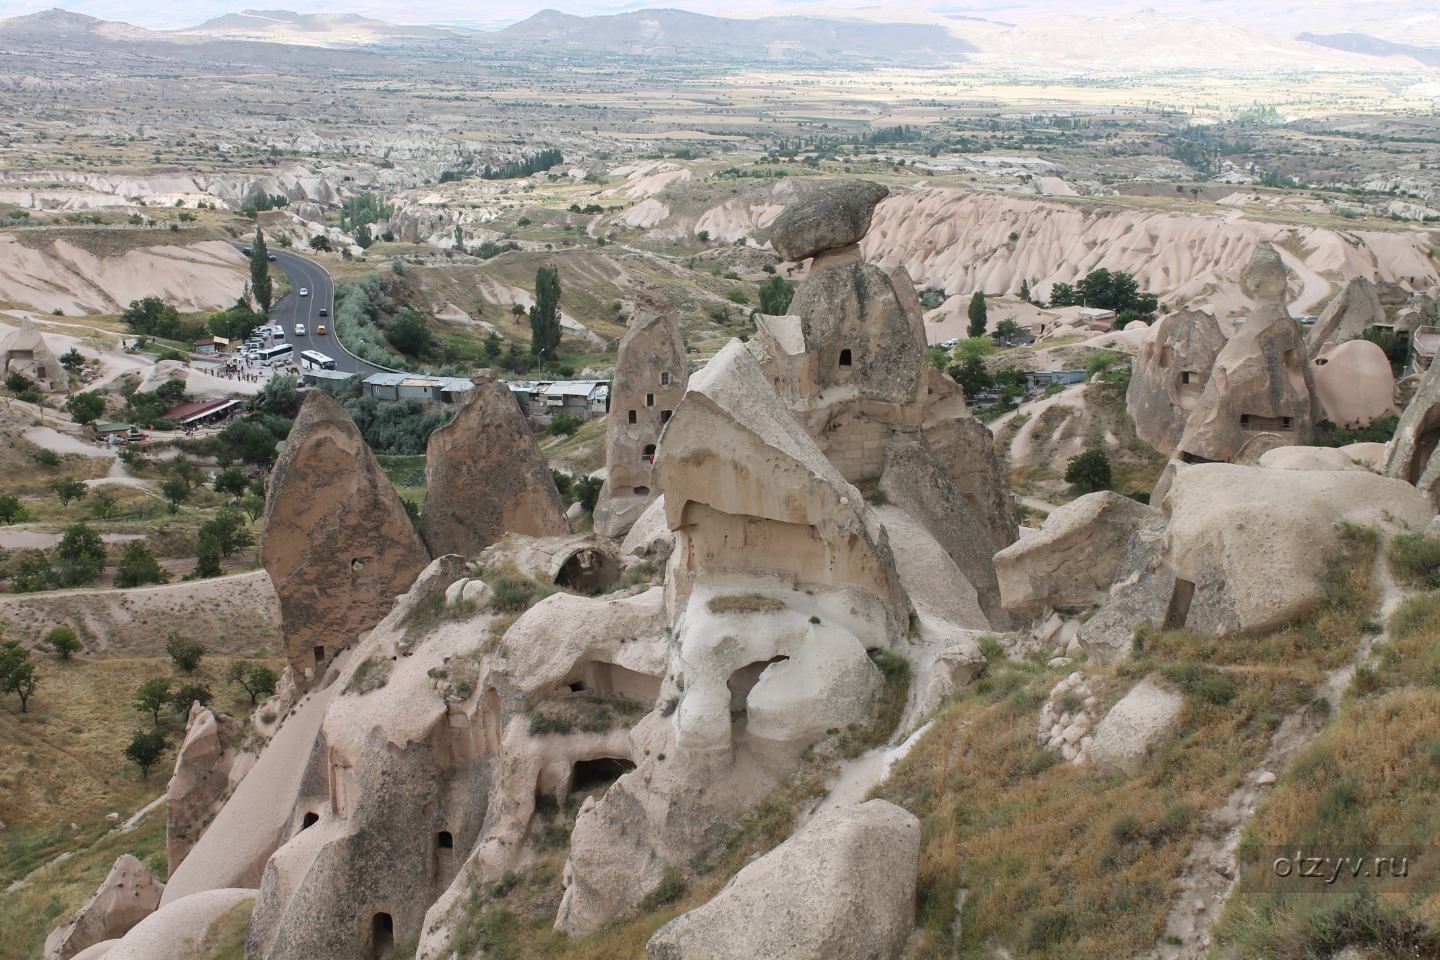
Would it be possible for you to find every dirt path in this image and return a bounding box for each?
[1155,550,1403,959]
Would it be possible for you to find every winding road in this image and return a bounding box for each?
[238,245,385,377]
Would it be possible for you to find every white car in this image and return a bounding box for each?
[299,288,309,297]
[295,323,307,336]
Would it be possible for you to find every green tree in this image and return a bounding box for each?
[123,729,168,779]
[190,536,223,580]
[5,371,42,403]
[758,275,796,315]
[948,357,995,399]
[250,229,273,312]
[1,639,39,712]
[10,553,53,591]
[240,494,266,523]
[227,662,278,705]
[259,375,301,418]
[32,449,60,468]
[59,347,86,373]
[213,467,249,500]
[48,477,88,507]
[547,413,582,437]
[1048,282,1077,308]
[43,626,81,659]
[967,291,988,339]
[355,224,373,249]
[160,475,191,514]
[575,475,604,513]
[993,318,1024,343]
[134,676,172,724]
[114,541,169,588]
[90,490,118,520]
[169,681,213,719]
[1019,278,1032,303]
[198,509,254,559]
[0,494,27,525]
[529,265,562,358]
[1065,449,1113,492]
[483,333,503,360]
[387,310,431,357]
[309,235,332,252]
[55,522,106,586]
[166,632,205,673]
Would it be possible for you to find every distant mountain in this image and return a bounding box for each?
[178,8,473,46]
[1298,32,1440,69]
[494,7,977,62]
[0,7,157,42]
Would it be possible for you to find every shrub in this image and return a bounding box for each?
[168,681,213,718]
[1065,449,1112,492]
[166,632,205,673]
[1388,532,1440,587]
[43,626,81,659]
[114,540,170,588]
[547,413,582,436]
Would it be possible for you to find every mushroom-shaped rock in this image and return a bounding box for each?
[418,380,569,558]
[1126,308,1228,458]
[1164,463,1434,635]
[261,390,431,683]
[2,317,69,392]
[646,799,919,960]
[594,288,689,537]
[43,855,165,960]
[1308,277,1386,357]
[1089,678,1184,777]
[1310,339,1396,429]
[768,179,889,262]
[994,491,1159,620]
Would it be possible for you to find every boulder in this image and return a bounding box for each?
[994,491,1159,620]
[1257,446,1369,472]
[1089,678,1184,777]
[1308,276,1386,357]
[99,889,253,960]
[593,289,689,538]
[1175,243,1321,463]
[1078,517,1174,663]
[419,380,569,558]
[1385,352,1440,508]
[877,437,1008,627]
[921,367,1018,553]
[1163,463,1435,635]
[768,180,889,262]
[261,390,431,683]
[1310,339,1396,429]
[166,703,243,875]
[43,855,164,960]
[646,799,919,960]
[1126,308,1228,458]
[619,494,672,560]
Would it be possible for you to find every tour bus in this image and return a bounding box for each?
[300,350,337,371]
[256,343,294,366]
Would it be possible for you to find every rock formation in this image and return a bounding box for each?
[165,703,244,874]
[1163,462,1433,635]
[1088,678,1184,777]
[91,888,254,960]
[1307,276,1385,356]
[1310,339,1397,428]
[43,855,164,960]
[1386,355,1440,508]
[418,378,569,558]
[593,289,689,537]
[994,491,1159,621]
[261,390,431,684]
[1,317,68,391]
[1175,243,1322,463]
[1077,516,1174,663]
[1126,308,1228,458]
[646,800,920,960]
[768,179,889,262]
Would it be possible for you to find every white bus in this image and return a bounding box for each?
[256,343,294,366]
[300,350,337,371]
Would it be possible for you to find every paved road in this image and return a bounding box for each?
[235,245,383,376]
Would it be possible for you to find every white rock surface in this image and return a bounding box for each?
[1089,678,1185,777]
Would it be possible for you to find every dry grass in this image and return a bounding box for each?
[0,431,112,498]
[0,799,168,960]
[706,593,786,615]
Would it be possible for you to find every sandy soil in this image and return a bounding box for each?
[0,237,247,315]
[0,530,143,548]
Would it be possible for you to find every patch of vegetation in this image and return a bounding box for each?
[485,563,558,615]
[835,649,912,758]
[1387,532,1440,588]
[706,593,786,615]
[345,657,391,695]
[527,695,647,736]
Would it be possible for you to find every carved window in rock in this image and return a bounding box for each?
[660,372,671,386]
[646,393,655,407]
[839,348,853,367]
[660,410,672,424]
[643,443,657,464]
[628,410,637,424]
[1240,414,1294,431]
